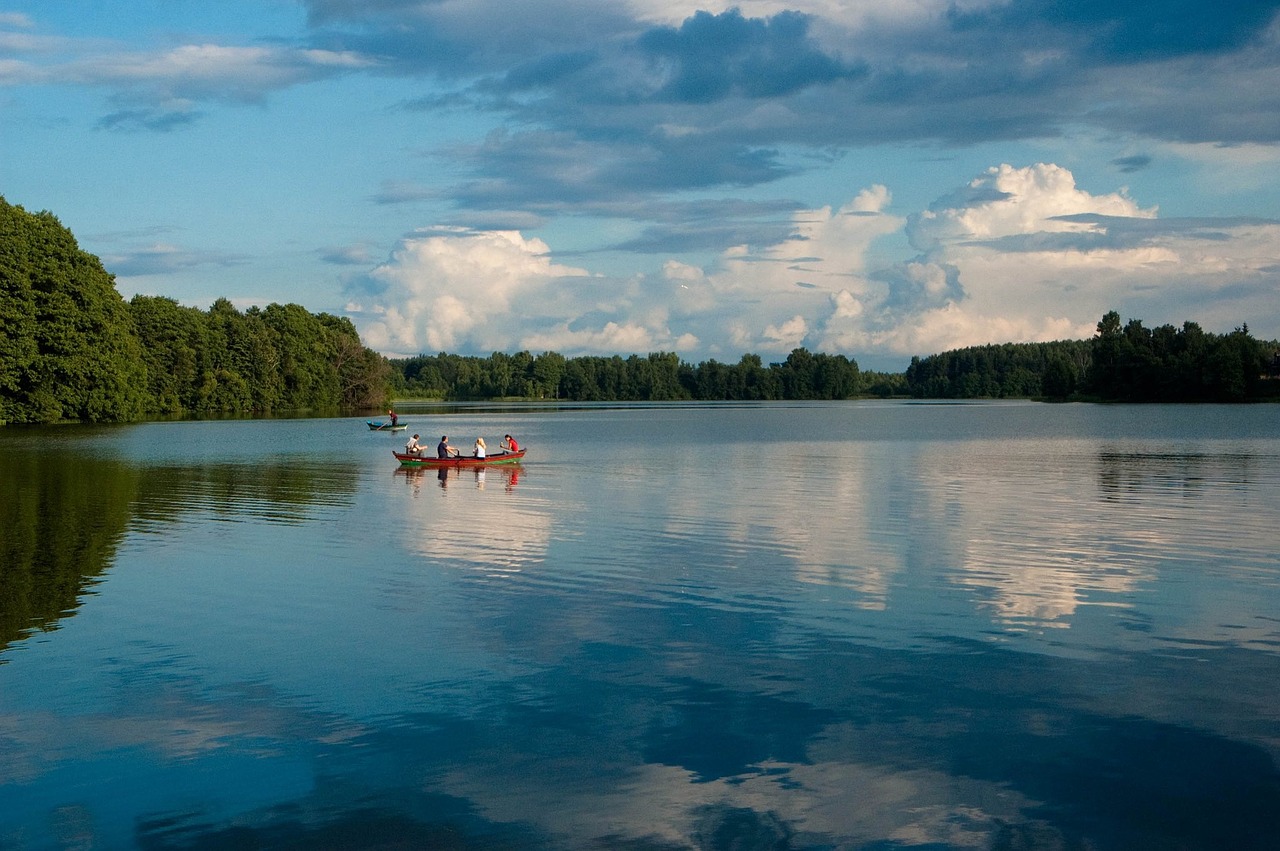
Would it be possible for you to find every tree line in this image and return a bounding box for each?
[391,312,1278,404]
[1,197,389,424]
[903,311,1278,402]
[392,349,868,401]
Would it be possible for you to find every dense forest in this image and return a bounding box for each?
[1,197,389,424]
[391,349,866,401]
[3,195,1277,424]
[903,313,1279,402]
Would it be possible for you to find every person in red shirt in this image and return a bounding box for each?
[502,434,519,454]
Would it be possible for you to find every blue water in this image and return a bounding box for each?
[1,401,1278,849]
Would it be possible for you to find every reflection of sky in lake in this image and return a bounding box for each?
[1,404,1278,849]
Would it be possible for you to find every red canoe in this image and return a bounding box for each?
[393,448,526,468]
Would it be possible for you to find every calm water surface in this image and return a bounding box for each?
[1,401,1278,849]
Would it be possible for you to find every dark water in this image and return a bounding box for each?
[1,401,1278,850]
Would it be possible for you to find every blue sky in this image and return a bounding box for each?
[3,0,1279,370]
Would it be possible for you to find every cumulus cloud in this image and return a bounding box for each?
[348,162,1278,363]
[346,183,906,360]
[348,228,598,355]
[683,185,903,356]
[874,163,1280,355]
[908,162,1156,251]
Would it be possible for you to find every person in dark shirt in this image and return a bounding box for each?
[437,436,459,458]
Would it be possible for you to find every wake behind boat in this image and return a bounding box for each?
[393,448,526,468]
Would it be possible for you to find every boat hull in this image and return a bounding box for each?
[368,421,407,431]
[393,449,526,468]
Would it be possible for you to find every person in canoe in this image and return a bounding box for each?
[405,433,423,455]
[474,437,486,458]
[388,409,398,427]
[437,435,460,458]
[501,434,519,454]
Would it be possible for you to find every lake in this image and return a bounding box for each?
[1,401,1278,849]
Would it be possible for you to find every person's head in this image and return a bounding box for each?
[504,434,512,440]
[412,434,419,439]
[476,437,485,447]
[441,435,448,442]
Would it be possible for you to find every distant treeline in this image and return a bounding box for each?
[391,349,867,401]
[905,312,1279,402]
[391,314,1278,403]
[1,196,389,424]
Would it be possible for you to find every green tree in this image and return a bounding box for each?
[533,351,566,399]
[261,302,341,409]
[0,197,148,423]
[129,295,206,413]
[1042,355,1076,399]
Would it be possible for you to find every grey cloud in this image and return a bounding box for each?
[636,9,861,103]
[610,219,798,256]
[96,107,203,132]
[903,211,1277,256]
[304,0,638,78]
[103,244,242,277]
[1018,214,1276,251]
[499,51,597,93]
[953,0,1280,63]
[444,129,796,211]
[873,261,965,315]
[295,2,1280,218]
[1112,155,1153,173]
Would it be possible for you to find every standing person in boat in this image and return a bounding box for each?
[388,409,398,427]
[474,437,486,459]
[501,434,519,454]
[437,435,459,458]
[405,433,422,455]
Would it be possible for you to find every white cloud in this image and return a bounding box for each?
[352,165,1279,364]
[879,163,1280,355]
[2,24,370,107]
[521,321,661,354]
[353,228,594,354]
[870,304,1095,357]
[68,43,369,101]
[682,186,903,356]
[761,314,808,348]
[662,259,704,282]
[758,162,1279,359]
[909,162,1155,250]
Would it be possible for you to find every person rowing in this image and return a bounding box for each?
[437,435,460,458]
